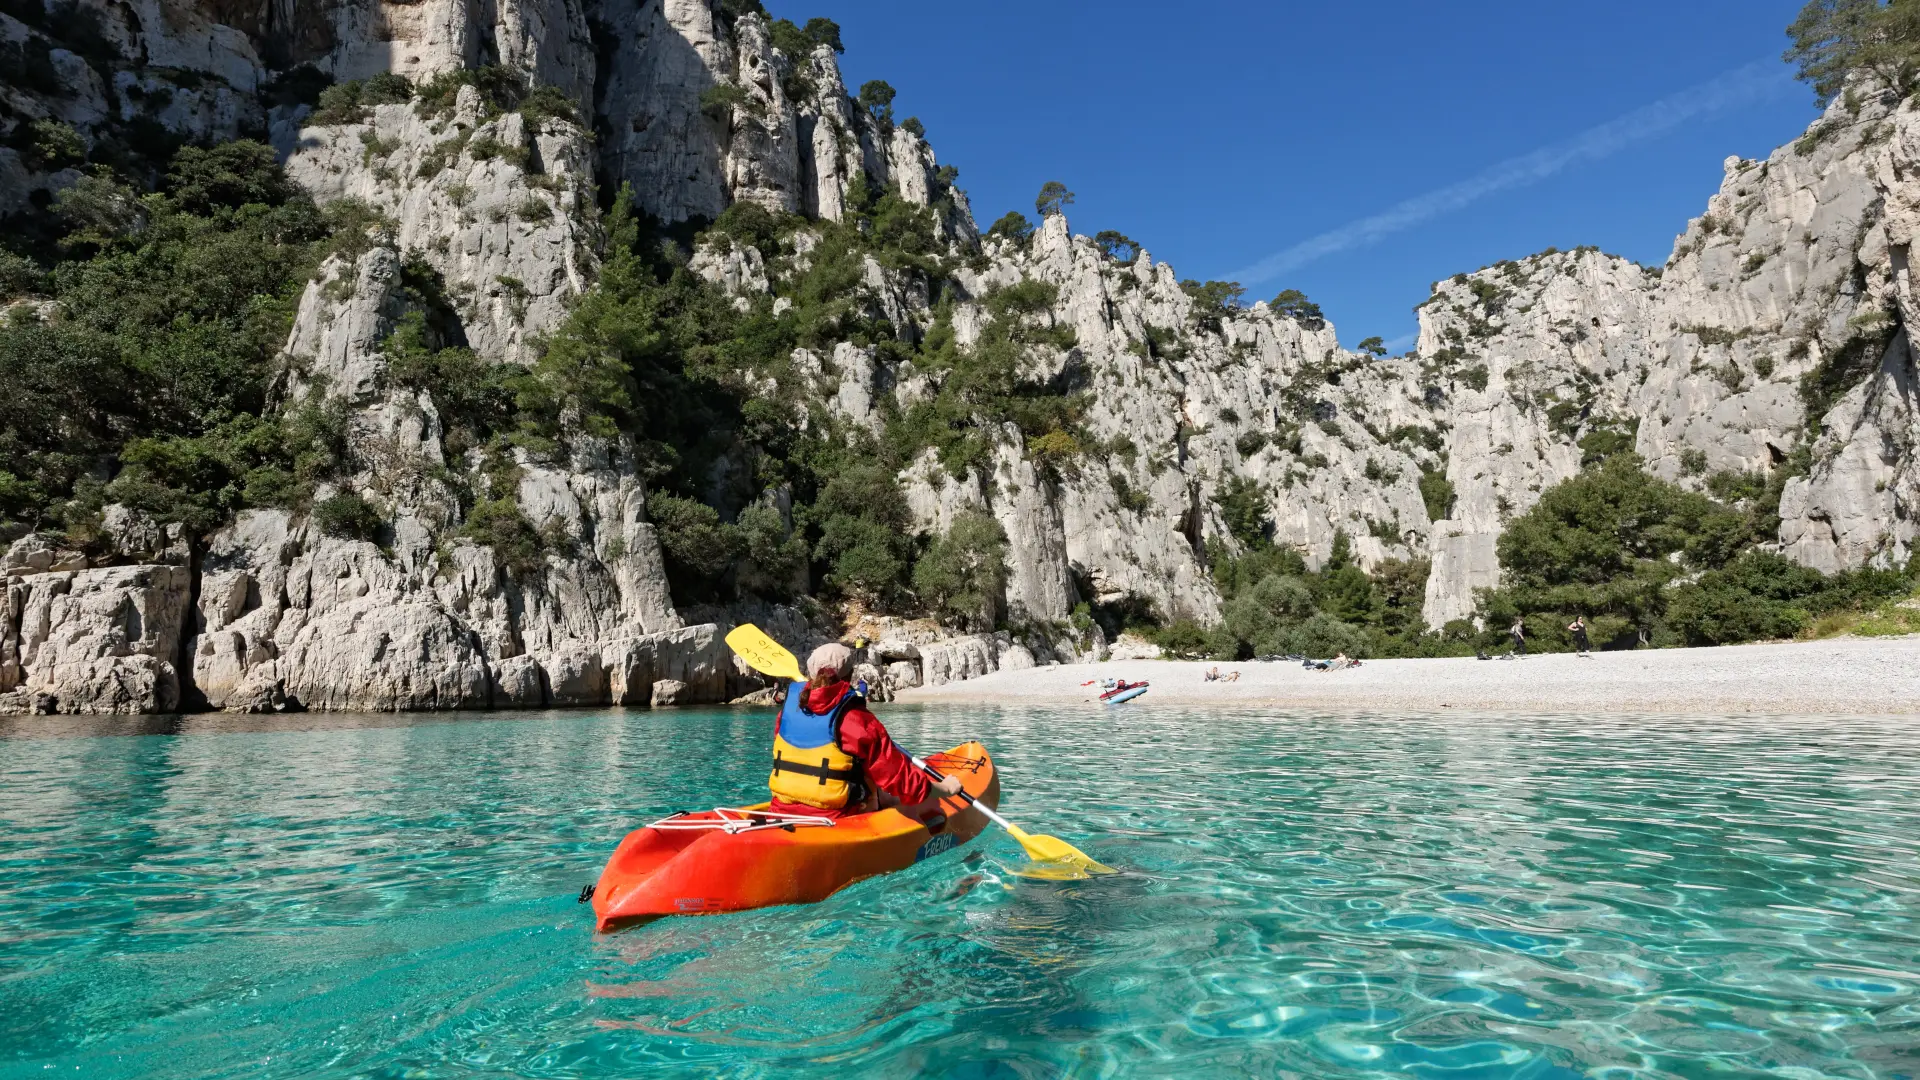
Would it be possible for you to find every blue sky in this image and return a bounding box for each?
[764,0,1821,351]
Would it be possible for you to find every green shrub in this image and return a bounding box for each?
[466,134,530,168]
[1801,315,1896,432]
[381,311,520,456]
[649,492,744,598]
[166,142,294,213]
[987,211,1034,244]
[1705,469,1768,504]
[0,141,337,536]
[515,196,553,223]
[312,491,382,541]
[309,72,413,125]
[1108,472,1153,513]
[1419,468,1456,522]
[1666,551,1821,645]
[771,17,844,59]
[1094,230,1139,263]
[1151,618,1232,660]
[1182,279,1245,329]
[414,65,524,118]
[809,463,913,604]
[735,502,808,598]
[1786,0,1920,104]
[518,84,580,127]
[710,199,791,260]
[0,251,45,297]
[913,510,1008,630]
[462,497,546,577]
[1034,180,1074,218]
[1221,573,1317,654]
[1475,454,1777,648]
[1214,475,1270,548]
[717,0,768,25]
[1270,288,1325,329]
[24,118,85,170]
[858,80,896,131]
[700,83,751,120]
[1578,417,1639,466]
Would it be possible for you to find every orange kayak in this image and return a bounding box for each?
[590,742,1001,931]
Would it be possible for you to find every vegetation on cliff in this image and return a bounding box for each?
[1,143,362,541]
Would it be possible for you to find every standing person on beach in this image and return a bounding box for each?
[1568,616,1591,658]
[1509,616,1527,656]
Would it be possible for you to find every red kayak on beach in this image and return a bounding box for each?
[589,742,1000,931]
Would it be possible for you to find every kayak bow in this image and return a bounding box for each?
[590,741,999,931]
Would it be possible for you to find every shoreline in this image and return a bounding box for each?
[894,635,1920,717]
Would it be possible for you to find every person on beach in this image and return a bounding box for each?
[769,643,961,821]
[1568,616,1591,658]
[1509,616,1527,656]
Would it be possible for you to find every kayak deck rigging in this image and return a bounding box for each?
[646,808,837,834]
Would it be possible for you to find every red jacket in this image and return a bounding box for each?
[769,681,928,819]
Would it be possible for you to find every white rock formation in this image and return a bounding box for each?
[15,4,1920,715]
[1400,92,1920,622]
[2,560,192,715]
[279,89,596,363]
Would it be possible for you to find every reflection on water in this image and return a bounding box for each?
[4,706,1920,1077]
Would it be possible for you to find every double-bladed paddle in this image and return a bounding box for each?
[724,623,1116,877]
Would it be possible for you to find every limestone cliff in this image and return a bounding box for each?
[7,2,1920,715]
[1404,92,1920,623]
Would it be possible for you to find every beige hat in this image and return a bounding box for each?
[806,642,853,679]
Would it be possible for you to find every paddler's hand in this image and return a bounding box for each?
[931,773,963,798]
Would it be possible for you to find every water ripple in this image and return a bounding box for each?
[4,707,1920,1077]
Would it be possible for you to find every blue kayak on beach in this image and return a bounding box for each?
[1104,686,1149,705]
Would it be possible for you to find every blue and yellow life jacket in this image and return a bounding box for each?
[769,682,866,809]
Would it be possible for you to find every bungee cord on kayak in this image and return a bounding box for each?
[645,808,838,834]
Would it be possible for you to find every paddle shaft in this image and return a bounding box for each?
[911,754,1021,835]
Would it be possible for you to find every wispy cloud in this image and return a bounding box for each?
[1226,59,1797,286]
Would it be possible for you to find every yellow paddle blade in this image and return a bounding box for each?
[726,624,804,683]
[1004,823,1117,876]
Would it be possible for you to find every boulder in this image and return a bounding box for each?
[491,655,546,708]
[1,565,192,715]
[650,679,688,707]
[884,660,921,691]
[544,643,608,706]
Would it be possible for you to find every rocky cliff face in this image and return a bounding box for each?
[1404,92,1920,621]
[2,1,981,714]
[7,3,1920,714]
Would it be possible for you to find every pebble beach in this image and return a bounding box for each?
[896,636,1920,716]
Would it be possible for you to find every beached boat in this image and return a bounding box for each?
[590,742,1000,931]
[1103,685,1149,704]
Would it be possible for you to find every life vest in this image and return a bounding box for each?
[768,682,865,809]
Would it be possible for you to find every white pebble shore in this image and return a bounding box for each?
[896,636,1920,716]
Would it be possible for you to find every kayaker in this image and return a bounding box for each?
[768,643,962,821]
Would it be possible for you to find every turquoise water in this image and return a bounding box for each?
[4,708,1920,1078]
